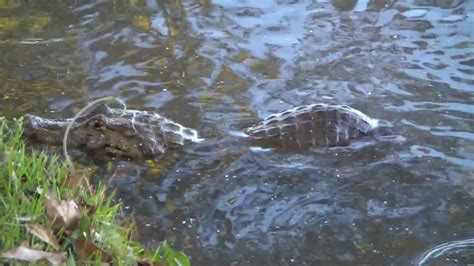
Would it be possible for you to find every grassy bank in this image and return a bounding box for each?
[0,118,189,265]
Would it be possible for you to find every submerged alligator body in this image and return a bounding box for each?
[24,104,379,160]
[245,104,378,149]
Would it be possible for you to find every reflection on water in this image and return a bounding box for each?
[417,238,474,265]
[1,0,474,264]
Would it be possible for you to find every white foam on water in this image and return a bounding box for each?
[249,146,273,153]
[417,238,474,265]
[228,130,249,138]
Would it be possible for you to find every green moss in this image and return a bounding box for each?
[0,15,50,33]
[250,59,281,79]
[0,0,21,9]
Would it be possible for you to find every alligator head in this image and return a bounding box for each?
[23,106,202,160]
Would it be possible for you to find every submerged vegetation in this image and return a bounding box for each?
[0,118,190,265]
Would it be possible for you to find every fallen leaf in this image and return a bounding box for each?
[26,223,60,250]
[21,240,30,248]
[44,196,82,230]
[76,196,96,216]
[73,236,112,262]
[1,245,66,264]
[63,170,90,190]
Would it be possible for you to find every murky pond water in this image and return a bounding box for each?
[1,0,474,264]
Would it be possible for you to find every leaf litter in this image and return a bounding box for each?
[25,223,60,250]
[44,195,82,230]
[2,244,66,264]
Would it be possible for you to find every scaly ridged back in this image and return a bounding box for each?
[106,107,202,155]
[245,104,378,148]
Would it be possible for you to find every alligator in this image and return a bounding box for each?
[23,103,379,160]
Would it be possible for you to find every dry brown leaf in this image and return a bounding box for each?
[1,245,66,264]
[63,170,90,190]
[44,196,82,230]
[26,223,60,250]
[21,240,30,248]
[76,196,97,216]
[73,236,112,262]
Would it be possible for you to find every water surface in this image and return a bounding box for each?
[0,0,473,264]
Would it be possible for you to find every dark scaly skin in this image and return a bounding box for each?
[23,106,201,160]
[23,103,378,160]
[244,104,379,149]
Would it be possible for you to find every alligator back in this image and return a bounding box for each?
[245,104,378,149]
[105,107,202,155]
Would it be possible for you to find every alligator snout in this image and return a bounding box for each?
[23,114,67,145]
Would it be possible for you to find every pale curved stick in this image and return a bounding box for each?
[417,238,474,265]
[63,97,126,172]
